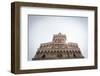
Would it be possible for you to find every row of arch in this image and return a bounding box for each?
[40,44,78,49]
[34,50,84,60]
[36,49,81,55]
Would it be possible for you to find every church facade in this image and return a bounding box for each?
[32,33,84,60]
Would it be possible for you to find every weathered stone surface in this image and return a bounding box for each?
[32,33,84,60]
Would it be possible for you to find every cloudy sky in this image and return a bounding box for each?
[28,15,88,61]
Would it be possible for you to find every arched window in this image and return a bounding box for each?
[42,54,46,58]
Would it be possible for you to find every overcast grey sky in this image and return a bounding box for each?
[28,15,88,61]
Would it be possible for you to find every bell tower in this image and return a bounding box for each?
[53,32,66,43]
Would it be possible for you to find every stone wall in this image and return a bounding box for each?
[32,33,84,60]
